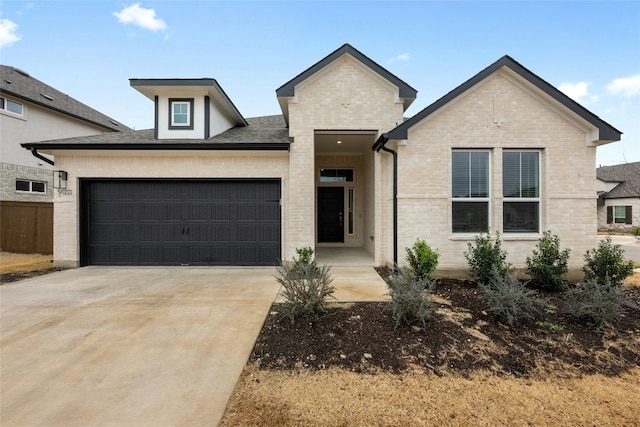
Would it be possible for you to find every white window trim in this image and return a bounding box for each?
[613,206,627,224]
[15,179,47,194]
[502,150,541,234]
[0,97,24,117]
[169,98,194,129]
[451,149,492,234]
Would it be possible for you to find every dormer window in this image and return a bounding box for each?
[169,98,194,130]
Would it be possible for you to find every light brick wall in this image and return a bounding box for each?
[1,163,54,202]
[395,71,600,279]
[286,54,405,261]
[52,152,289,267]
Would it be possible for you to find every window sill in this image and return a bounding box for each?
[502,233,542,241]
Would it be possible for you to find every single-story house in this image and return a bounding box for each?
[22,44,621,277]
[596,161,640,231]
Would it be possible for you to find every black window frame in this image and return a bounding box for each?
[502,150,540,233]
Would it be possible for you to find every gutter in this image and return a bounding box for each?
[21,142,291,151]
[373,134,398,267]
[30,148,55,166]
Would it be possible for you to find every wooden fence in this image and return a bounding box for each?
[0,201,53,254]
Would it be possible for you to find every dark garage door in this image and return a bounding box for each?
[81,179,281,266]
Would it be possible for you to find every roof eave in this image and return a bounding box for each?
[21,142,290,151]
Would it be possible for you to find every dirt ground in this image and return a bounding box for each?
[221,270,640,426]
[0,252,56,283]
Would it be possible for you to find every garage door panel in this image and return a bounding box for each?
[83,180,280,266]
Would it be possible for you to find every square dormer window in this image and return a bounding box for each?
[169,98,194,130]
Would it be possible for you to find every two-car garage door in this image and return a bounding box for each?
[81,179,281,266]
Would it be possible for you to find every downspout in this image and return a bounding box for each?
[375,137,398,267]
[30,148,54,166]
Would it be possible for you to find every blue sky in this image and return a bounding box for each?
[1,1,639,166]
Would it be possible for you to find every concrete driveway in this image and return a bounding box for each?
[1,267,280,426]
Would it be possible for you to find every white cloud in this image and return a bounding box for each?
[387,53,409,64]
[0,19,21,48]
[606,74,640,97]
[558,81,595,103]
[113,3,167,32]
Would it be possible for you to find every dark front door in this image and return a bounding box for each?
[317,187,344,243]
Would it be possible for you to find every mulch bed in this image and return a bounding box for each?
[0,268,63,284]
[250,267,640,378]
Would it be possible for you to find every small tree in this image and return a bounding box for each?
[582,237,634,287]
[465,232,512,285]
[526,231,571,292]
[405,239,439,279]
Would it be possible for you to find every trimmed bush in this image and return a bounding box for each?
[526,230,571,292]
[386,266,435,328]
[582,237,634,287]
[565,277,632,328]
[405,239,439,279]
[275,248,335,323]
[479,266,544,327]
[464,232,512,285]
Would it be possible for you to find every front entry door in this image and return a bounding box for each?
[317,187,344,243]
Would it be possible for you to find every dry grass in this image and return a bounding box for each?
[0,252,53,274]
[221,367,640,426]
[624,271,640,287]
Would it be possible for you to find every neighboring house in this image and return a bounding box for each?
[596,162,640,231]
[1,64,128,253]
[22,44,621,278]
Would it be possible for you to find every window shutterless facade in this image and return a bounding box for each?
[451,150,490,233]
[169,98,194,129]
[0,97,23,116]
[503,151,540,233]
[16,179,46,194]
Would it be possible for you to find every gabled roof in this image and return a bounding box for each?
[21,115,289,152]
[130,78,247,127]
[276,44,417,125]
[374,55,622,150]
[0,65,128,132]
[596,161,640,199]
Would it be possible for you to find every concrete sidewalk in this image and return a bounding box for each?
[1,265,388,426]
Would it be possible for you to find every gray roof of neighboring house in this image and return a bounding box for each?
[597,161,640,199]
[0,65,128,132]
[21,115,290,151]
[374,55,622,150]
[276,44,417,100]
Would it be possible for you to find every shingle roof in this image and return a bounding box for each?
[1,65,129,132]
[374,55,621,149]
[597,161,640,199]
[21,115,290,151]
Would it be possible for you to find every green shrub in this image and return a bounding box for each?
[386,266,435,328]
[631,227,640,237]
[582,237,634,287]
[479,266,544,327]
[464,232,512,285]
[275,248,335,323]
[525,230,571,292]
[565,277,633,328]
[293,246,316,272]
[405,239,439,279]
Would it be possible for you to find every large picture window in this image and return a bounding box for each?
[169,98,194,129]
[452,151,489,233]
[503,151,540,233]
